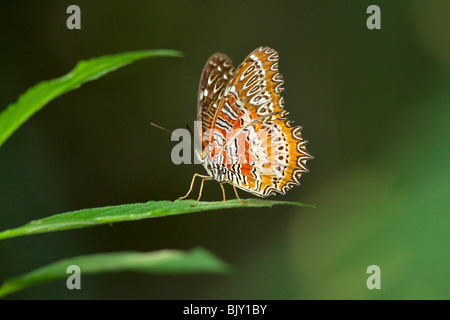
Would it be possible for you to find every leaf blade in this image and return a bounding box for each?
[0,248,229,298]
[0,49,182,147]
[0,199,313,241]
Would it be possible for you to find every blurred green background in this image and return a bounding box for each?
[0,0,449,299]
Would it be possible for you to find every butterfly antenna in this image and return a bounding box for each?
[151,122,197,145]
[185,123,194,138]
[186,123,203,154]
[151,122,173,134]
[150,122,182,139]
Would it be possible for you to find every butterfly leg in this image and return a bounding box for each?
[192,177,211,207]
[219,183,226,201]
[178,173,211,200]
[232,185,247,204]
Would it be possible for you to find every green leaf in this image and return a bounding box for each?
[0,49,182,148]
[0,199,313,241]
[0,248,229,298]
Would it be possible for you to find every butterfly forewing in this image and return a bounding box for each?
[197,53,234,146]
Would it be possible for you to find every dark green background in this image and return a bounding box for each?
[0,0,449,299]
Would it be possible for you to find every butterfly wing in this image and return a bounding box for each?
[208,47,313,197]
[197,53,235,148]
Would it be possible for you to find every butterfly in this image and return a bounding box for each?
[179,46,313,206]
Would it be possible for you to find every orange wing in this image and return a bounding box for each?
[203,47,312,197]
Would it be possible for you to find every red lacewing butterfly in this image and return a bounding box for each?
[178,47,313,206]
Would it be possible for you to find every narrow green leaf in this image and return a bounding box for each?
[0,49,182,147]
[0,248,229,298]
[0,199,313,241]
